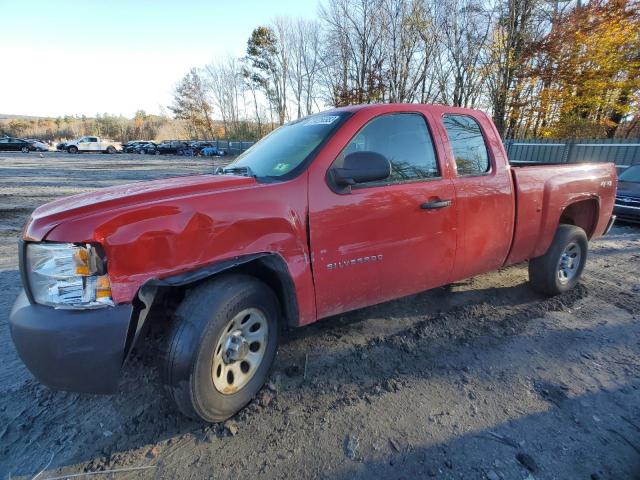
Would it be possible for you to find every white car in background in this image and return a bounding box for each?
[26,139,50,152]
[65,136,121,154]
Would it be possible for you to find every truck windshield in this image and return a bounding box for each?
[225,112,349,179]
[619,165,640,182]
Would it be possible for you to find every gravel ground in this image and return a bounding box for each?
[1,152,639,480]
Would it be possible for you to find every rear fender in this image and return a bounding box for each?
[532,193,600,258]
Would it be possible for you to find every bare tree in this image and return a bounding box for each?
[383,0,434,103]
[205,56,242,137]
[432,0,494,108]
[300,20,323,115]
[287,19,323,118]
[272,17,292,123]
[486,0,542,137]
[320,0,387,105]
[169,68,215,138]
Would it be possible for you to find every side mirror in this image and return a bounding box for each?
[329,151,391,190]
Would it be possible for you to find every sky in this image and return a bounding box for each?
[0,0,318,118]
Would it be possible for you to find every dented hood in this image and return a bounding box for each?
[25,174,256,241]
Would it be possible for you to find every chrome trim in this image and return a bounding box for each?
[614,204,640,210]
[603,215,616,235]
[575,143,640,147]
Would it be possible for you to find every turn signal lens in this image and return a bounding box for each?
[95,275,112,299]
[73,248,90,275]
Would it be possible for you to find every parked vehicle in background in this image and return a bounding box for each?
[200,145,227,157]
[179,144,197,156]
[0,137,36,152]
[614,165,640,223]
[192,141,228,157]
[65,136,121,154]
[56,141,67,151]
[9,104,617,423]
[155,140,190,155]
[26,139,50,152]
[122,141,147,153]
[135,142,157,154]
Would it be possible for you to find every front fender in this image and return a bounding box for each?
[44,176,317,325]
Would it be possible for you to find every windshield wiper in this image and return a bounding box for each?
[215,166,256,178]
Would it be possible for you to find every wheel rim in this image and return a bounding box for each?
[557,241,581,285]
[212,308,269,395]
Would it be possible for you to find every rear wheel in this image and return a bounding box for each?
[163,275,279,422]
[106,146,116,154]
[529,224,588,295]
[20,146,29,153]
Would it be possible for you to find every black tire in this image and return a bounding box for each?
[67,145,78,154]
[21,146,29,153]
[163,274,280,422]
[106,146,116,154]
[528,224,588,296]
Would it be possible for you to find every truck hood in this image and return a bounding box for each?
[25,174,256,241]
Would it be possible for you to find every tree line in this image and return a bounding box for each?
[0,111,191,143]
[172,0,640,139]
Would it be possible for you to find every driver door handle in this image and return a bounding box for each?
[420,199,452,210]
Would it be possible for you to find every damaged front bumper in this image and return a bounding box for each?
[9,290,133,394]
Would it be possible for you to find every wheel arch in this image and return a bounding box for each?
[124,253,300,359]
[558,198,599,239]
[528,196,600,260]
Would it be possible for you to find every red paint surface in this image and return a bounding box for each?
[23,104,617,325]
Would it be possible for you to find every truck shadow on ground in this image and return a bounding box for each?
[328,383,640,480]
[1,269,637,477]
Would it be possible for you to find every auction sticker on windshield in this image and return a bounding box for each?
[304,115,340,126]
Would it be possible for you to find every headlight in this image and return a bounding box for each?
[26,243,114,309]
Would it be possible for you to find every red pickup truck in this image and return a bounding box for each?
[10,104,616,422]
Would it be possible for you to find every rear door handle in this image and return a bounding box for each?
[420,199,452,210]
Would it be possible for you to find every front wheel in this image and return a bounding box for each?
[163,274,280,422]
[21,146,29,153]
[67,145,78,154]
[529,224,588,295]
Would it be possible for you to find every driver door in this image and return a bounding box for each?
[77,137,90,152]
[308,111,458,319]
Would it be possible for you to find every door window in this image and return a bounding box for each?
[336,113,440,184]
[442,115,490,176]
[87,137,98,142]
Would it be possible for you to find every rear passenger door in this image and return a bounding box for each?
[309,112,457,319]
[440,113,514,281]
[86,137,100,151]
